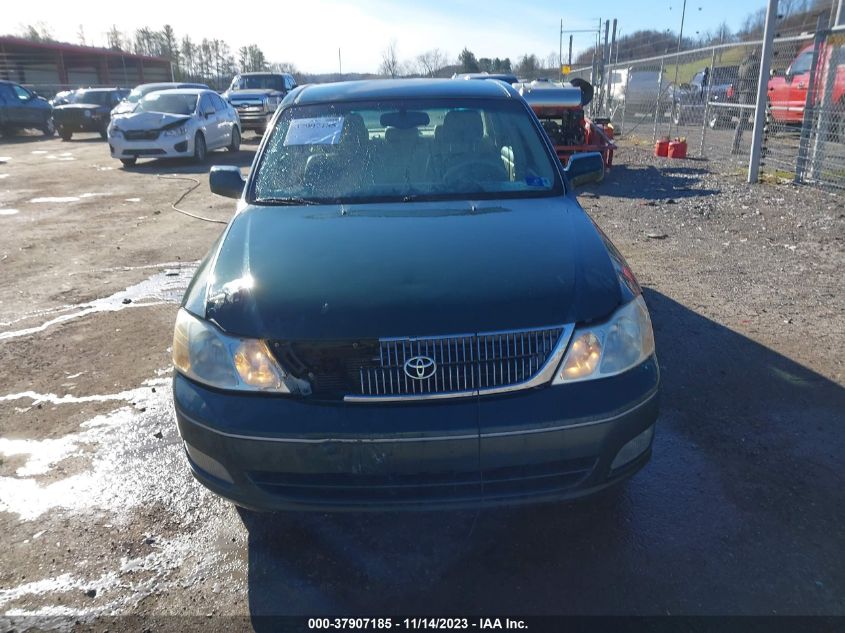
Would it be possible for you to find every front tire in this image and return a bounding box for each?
[120,158,136,168]
[59,127,72,141]
[193,132,207,163]
[254,127,265,137]
[228,127,241,152]
[42,117,55,137]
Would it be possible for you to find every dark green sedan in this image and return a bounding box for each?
[172,79,659,511]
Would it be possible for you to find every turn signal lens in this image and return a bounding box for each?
[559,332,603,379]
[233,339,284,389]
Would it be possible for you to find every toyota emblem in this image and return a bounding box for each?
[404,355,437,380]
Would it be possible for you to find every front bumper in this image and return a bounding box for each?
[233,108,271,130]
[55,116,106,132]
[109,133,193,159]
[174,356,659,511]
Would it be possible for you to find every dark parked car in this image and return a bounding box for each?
[669,65,740,127]
[0,80,55,137]
[52,88,129,140]
[49,90,75,107]
[172,79,659,512]
[223,72,297,136]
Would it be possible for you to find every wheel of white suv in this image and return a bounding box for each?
[229,127,241,153]
[193,133,207,163]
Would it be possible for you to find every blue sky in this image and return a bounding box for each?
[9,0,763,73]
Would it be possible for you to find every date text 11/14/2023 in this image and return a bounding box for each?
[307,618,528,630]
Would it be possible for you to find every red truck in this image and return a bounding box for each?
[767,40,845,128]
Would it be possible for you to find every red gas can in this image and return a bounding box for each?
[668,139,688,159]
[654,139,669,157]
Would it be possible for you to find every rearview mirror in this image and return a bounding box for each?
[209,166,245,199]
[565,152,605,187]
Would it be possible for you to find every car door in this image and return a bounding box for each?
[787,49,815,120]
[9,84,38,126]
[211,94,233,145]
[198,94,221,147]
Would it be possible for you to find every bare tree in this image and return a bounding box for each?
[380,40,400,78]
[416,48,447,77]
[76,25,86,46]
[106,25,124,50]
[19,22,53,42]
[545,51,558,70]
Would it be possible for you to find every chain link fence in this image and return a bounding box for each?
[568,24,845,191]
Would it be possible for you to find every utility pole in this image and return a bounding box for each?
[559,19,564,82]
[747,0,778,183]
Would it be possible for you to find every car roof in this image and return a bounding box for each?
[137,82,206,89]
[75,87,124,93]
[290,78,516,105]
[236,72,293,78]
[144,88,210,96]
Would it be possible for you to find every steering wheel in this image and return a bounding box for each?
[443,158,507,186]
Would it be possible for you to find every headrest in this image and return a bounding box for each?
[442,110,483,143]
[385,126,420,144]
[340,113,367,146]
[303,154,341,186]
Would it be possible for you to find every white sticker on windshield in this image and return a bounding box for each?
[284,116,345,146]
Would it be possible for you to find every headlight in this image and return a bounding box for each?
[172,308,310,394]
[163,125,188,137]
[552,295,655,384]
[84,110,92,118]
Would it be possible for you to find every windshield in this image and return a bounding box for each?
[137,93,198,115]
[251,98,562,204]
[235,75,285,91]
[711,67,739,85]
[73,91,111,105]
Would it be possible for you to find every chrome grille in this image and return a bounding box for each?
[124,130,160,141]
[353,326,569,401]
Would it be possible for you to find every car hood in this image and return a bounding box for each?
[113,111,192,130]
[228,89,280,98]
[191,197,624,341]
[54,103,104,111]
[111,101,137,115]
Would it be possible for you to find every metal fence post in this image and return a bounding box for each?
[699,46,719,157]
[620,68,630,135]
[653,54,666,144]
[748,0,778,183]
[810,24,844,181]
[794,16,826,183]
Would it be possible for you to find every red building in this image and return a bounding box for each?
[0,37,172,96]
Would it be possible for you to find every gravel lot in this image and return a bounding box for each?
[0,131,843,630]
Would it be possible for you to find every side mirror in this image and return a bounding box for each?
[770,68,779,77]
[209,166,246,199]
[565,152,605,187]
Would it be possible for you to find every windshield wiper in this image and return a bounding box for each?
[253,196,322,206]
